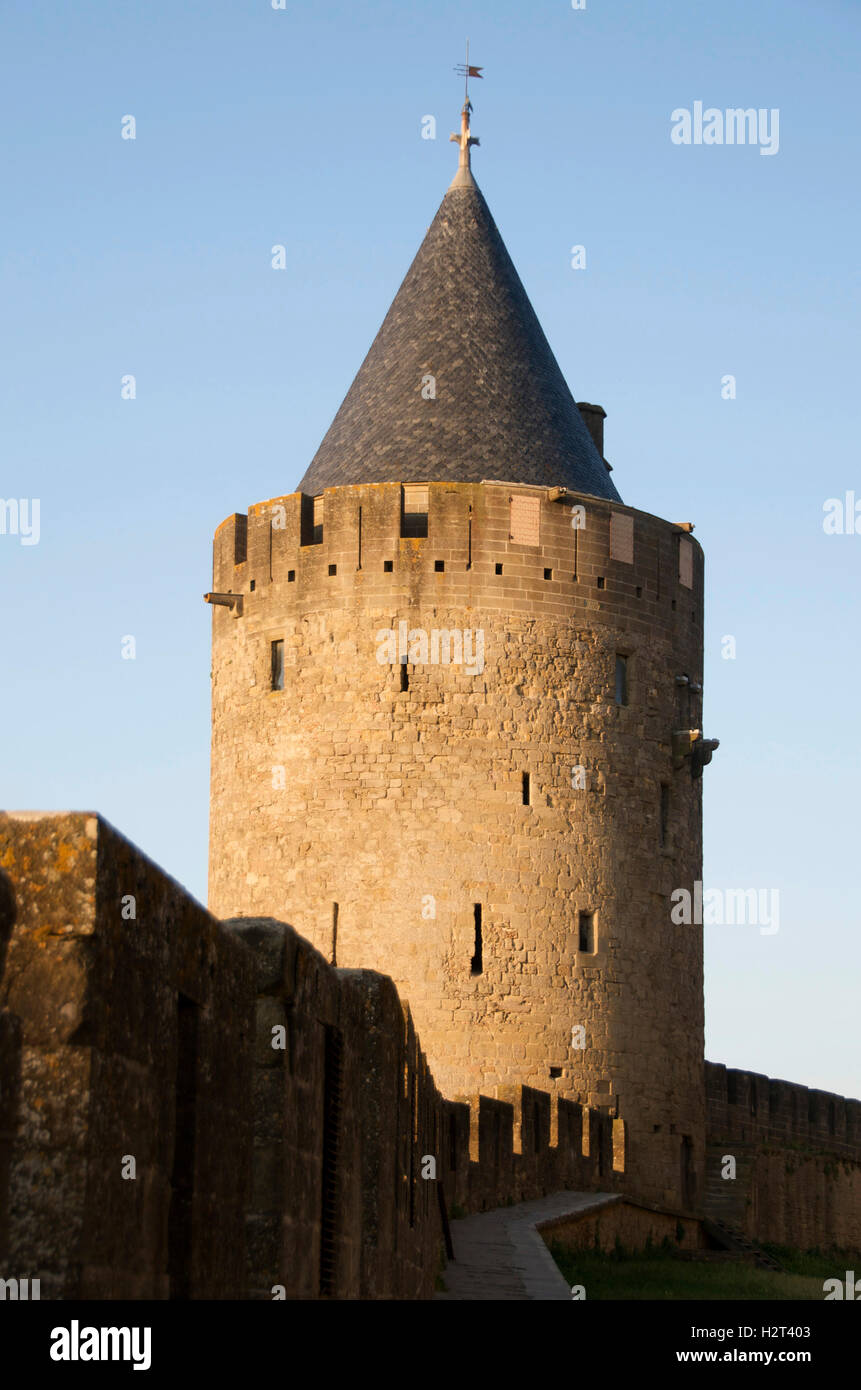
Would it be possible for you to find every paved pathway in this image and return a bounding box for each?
[436,1191,619,1300]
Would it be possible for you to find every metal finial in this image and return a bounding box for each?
[451,41,482,181]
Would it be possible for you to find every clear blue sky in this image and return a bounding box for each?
[2,0,859,1096]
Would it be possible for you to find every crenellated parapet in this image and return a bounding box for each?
[704,1062,861,1248]
[210,481,704,645]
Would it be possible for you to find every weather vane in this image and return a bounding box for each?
[451,40,483,178]
[454,38,483,108]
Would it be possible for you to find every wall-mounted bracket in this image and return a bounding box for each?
[204,591,244,618]
[672,728,719,777]
[691,737,720,779]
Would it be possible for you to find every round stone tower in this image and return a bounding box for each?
[207,103,715,1209]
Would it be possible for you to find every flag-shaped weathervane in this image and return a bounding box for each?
[451,40,482,178]
[454,39,483,106]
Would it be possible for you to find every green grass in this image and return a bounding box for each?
[760,1245,860,1280]
[548,1241,829,1300]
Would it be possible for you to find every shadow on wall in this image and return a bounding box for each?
[225,914,623,1300]
[0,813,621,1301]
[0,869,22,1275]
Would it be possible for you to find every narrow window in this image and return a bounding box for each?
[470,904,483,975]
[271,639,284,691]
[678,536,694,589]
[544,567,552,580]
[299,494,323,545]
[578,910,595,953]
[597,576,605,590]
[635,585,642,598]
[680,1135,695,1208]
[660,784,670,847]
[400,662,409,692]
[522,771,531,806]
[615,654,628,706]
[249,579,256,591]
[319,1026,344,1295]
[168,994,198,1299]
[495,563,503,575]
[383,559,393,572]
[409,1077,418,1227]
[401,483,428,538]
[434,559,445,572]
[357,505,362,571]
[549,1066,562,1079]
[328,563,337,576]
[233,513,248,565]
[331,903,339,966]
[287,569,295,582]
[676,678,690,726]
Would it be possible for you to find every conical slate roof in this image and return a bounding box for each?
[297,167,622,502]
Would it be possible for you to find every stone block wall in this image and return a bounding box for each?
[705,1062,861,1250]
[0,812,255,1298]
[0,814,618,1301]
[542,1199,706,1255]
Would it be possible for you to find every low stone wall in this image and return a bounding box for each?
[540,1198,705,1254]
[705,1062,861,1251]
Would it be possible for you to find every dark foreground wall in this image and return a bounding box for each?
[0,812,254,1298]
[0,813,620,1300]
[705,1062,861,1250]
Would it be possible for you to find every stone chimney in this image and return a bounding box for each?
[577,402,607,458]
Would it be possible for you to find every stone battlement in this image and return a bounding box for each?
[704,1062,861,1249]
[211,481,703,642]
[707,1061,861,1156]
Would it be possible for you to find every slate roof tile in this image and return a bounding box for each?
[297,173,622,502]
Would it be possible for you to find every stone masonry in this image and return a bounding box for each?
[208,480,707,1211]
[0,812,620,1299]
